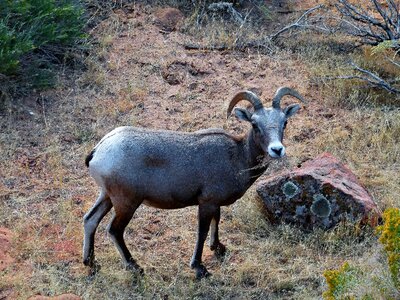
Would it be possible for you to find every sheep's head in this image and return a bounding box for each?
[227,87,306,158]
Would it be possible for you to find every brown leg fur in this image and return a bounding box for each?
[107,197,143,274]
[209,207,226,258]
[190,204,221,279]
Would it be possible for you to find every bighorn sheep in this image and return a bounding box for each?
[83,87,305,279]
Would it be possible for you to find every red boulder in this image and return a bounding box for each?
[256,153,381,230]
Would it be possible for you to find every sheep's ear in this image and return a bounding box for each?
[284,104,300,118]
[234,107,252,122]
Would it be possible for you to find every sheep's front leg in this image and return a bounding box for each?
[190,204,215,279]
[209,206,226,258]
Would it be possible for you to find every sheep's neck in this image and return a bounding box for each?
[243,129,268,183]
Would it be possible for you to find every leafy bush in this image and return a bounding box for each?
[322,208,400,299]
[323,262,360,300]
[377,208,400,288]
[0,0,85,75]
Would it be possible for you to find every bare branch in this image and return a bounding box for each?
[319,61,400,94]
[374,0,395,34]
[335,0,400,47]
[182,37,273,53]
[349,61,400,93]
[270,4,327,41]
[387,57,400,68]
[308,2,400,95]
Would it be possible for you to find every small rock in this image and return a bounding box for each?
[188,82,198,90]
[256,153,381,230]
[154,7,184,32]
[161,61,187,85]
[162,72,182,85]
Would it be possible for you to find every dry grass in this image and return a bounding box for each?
[292,35,400,210]
[1,1,399,299]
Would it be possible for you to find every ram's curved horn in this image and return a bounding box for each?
[227,91,263,118]
[272,87,307,109]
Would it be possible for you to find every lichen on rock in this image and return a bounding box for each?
[311,194,331,218]
[295,205,306,216]
[282,181,300,199]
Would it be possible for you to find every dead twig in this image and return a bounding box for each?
[183,43,230,51]
[270,4,329,41]
[184,4,326,52]
[319,61,400,94]
[349,61,400,94]
[387,57,400,68]
[335,0,400,47]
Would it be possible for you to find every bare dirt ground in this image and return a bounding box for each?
[0,1,399,299]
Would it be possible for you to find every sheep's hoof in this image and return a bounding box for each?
[83,252,95,267]
[126,260,144,275]
[211,242,226,258]
[194,264,211,280]
[87,260,101,277]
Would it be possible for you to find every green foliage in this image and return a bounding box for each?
[377,207,400,288]
[0,0,85,75]
[0,19,33,74]
[322,208,400,299]
[323,262,360,300]
[371,40,400,55]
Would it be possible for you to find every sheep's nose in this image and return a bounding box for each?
[271,146,283,156]
[267,143,285,158]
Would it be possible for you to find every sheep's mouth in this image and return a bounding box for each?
[255,157,272,169]
[268,153,286,159]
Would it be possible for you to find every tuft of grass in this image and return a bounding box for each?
[308,45,399,108]
[180,2,274,53]
[311,108,400,209]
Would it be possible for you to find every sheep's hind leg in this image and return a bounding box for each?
[209,206,226,258]
[107,200,144,274]
[83,191,112,269]
[190,204,216,279]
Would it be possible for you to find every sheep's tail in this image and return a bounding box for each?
[85,149,96,167]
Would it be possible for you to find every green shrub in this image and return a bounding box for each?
[377,208,400,288]
[323,262,360,300]
[0,19,33,74]
[322,208,400,299]
[371,40,400,56]
[0,0,85,75]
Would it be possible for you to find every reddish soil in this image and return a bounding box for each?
[0,228,13,272]
[0,2,348,298]
[87,4,323,140]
